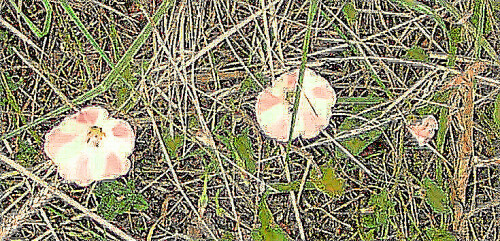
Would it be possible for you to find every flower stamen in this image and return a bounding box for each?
[87,126,106,147]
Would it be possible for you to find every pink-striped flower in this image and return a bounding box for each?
[255,68,337,141]
[44,106,135,186]
[408,115,438,146]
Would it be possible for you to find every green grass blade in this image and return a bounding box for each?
[0,73,42,144]
[284,0,318,158]
[8,0,52,38]
[59,0,112,66]
[0,0,173,141]
[436,0,500,65]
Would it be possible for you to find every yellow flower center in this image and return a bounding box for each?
[86,126,106,147]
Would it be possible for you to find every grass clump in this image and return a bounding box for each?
[360,189,396,239]
[95,180,148,220]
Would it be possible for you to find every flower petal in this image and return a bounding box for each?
[311,86,334,99]
[256,100,292,141]
[266,115,292,141]
[275,71,298,91]
[102,152,130,179]
[73,106,109,126]
[75,108,100,125]
[408,115,438,146]
[44,128,77,160]
[256,90,283,113]
[58,153,92,186]
[111,120,133,139]
[102,118,135,155]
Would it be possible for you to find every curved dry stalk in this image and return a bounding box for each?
[0,153,137,241]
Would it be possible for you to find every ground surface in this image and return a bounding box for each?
[1,0,500,240]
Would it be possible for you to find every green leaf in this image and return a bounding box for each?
[311,166,344,197]
[335,97,387,158]
[251,227,289,241]
[426,228,457,241]
[361,189,395,230]
[424,178,450,214]
[252,193,290,241]
[270,181,316,192]
[258,193,272,228]
[234,133,256,174]
[163,133,183,158]
[436,108,449,151]
[405,46,429,62]
[493,93,500,127]
[271,180,301,192]
[342,2,358,25]
[337,114,385,157]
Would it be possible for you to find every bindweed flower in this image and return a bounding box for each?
[44,106,135,186]
[408,115,438,147]
[255,68,336,141]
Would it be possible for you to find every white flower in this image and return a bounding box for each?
[44,106,135,186]
[255,68,337,141]
[408,115,438,146]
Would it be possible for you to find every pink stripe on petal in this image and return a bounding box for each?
[257,91,283,112]
[300,107,328,138]
[312,86,334,99]
[266,116,291,141]
[44,129,76,159]
[112,122,131,138]
[58,154,91,186]
[282,73,298,89]
[73,154,91,185]
[103,152,125,178]
[75,108,100,125]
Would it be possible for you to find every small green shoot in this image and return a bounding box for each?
[163,133,183,159]
[95,180,148,220]
[423,178,450,214]
[198,172,209,215]
[493,93,500,127]
[214,189,225,217]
